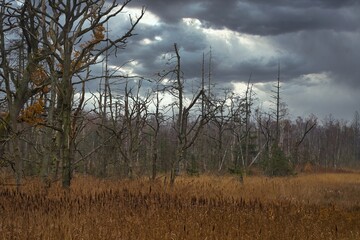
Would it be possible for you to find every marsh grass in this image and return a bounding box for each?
[1,173,360,239]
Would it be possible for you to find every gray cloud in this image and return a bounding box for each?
[271,30,360,87]
[99,0,360,120]
[132,0,360,35]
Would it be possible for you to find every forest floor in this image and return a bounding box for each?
[1,173,360,239]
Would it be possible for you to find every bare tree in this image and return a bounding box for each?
[293,115,317,165]
[352,111,360,162]
[208,90,237,172]
[119,80,150,178]
[168,43,209,185]
[147,83,168,180]
[271,63,282,144]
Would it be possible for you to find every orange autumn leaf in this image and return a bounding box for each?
[30,66,48,86]
[57,24,106,73]
[19,98,45,125]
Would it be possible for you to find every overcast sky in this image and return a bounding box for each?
[102,0,360,122]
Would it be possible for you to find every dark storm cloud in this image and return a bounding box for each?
[99,0,360,119]
[131,0,208,23]
[124,0,360,85]
[270,30,360,87]
[132,0,360,35]
[105,13,209,79]
[132,23,208,72]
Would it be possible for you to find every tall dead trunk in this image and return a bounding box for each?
[170,44,207,185]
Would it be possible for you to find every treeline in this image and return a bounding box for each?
[0,0,359,188]
[6,93,360,181]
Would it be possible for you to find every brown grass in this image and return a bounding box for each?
[1,173,360,239]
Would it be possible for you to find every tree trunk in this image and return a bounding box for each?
[151,135,158,181]
[61,105,73,188]
[60,46,74,188]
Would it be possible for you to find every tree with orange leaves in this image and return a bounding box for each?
[0,0,144,188]
[19,98,45,125]
[40,0,144,188]
[0,0,54,187]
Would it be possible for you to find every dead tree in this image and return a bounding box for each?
[169,43,209,185]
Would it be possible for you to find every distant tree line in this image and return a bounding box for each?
[1,0,359,188]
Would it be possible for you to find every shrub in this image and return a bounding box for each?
[264,144,293,176]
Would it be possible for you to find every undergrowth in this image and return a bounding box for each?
[0,173,360,239]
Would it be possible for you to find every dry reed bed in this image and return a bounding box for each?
[0,174,360,239]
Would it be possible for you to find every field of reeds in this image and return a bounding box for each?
[1,173,360,239]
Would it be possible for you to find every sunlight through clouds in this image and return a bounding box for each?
[182,18,202,29]
[127,8,161,26]
[175,17,281,71]
[99,0,360,120]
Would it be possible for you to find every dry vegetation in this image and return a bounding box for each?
[1,173,360,239]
